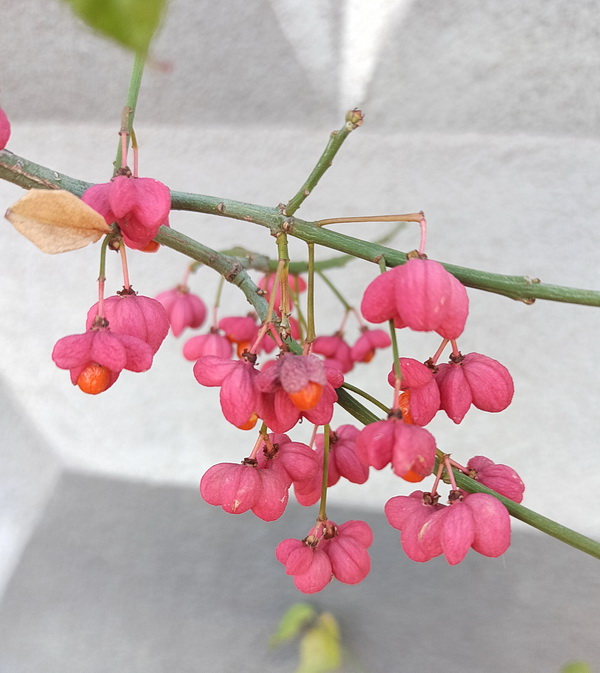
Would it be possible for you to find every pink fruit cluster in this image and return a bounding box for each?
[186,249,523,591]
[386,353,514,426]
[83,175,170,251]
[312,327,391,373]
[356,415,437,480]
[51,137,176,393]
[276,520,373,593]
[361,257,469,339]
[38,127,523,595]
[353,252,522,570]
[385,488,511,565]
[293,425,369,506]
[155,285,207,337]
[53,291,169,394]
[382,453,523,566]
[193,352,341,432]
[200,434,320,520]
[464,455,525,503]
[435,352,514,423]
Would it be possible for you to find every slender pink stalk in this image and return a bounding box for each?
[267,323,285,349]
[418,217,428,255]
[181,265,192,288]
[250,322,270,354]
[352,307,367,328]
[309,519,325,540]
[308,424,320,449]
[449,457,468,473]
[119,245,131,290]
[392,375,401,410]
[445,455,458,489]
[451,339,461,358]
[97,276,106,320]
[337,308,351,333]
[430,459,445,496]
[249,259,286,353]
[133,144,139,178]
[248,431,270,461]
[430,338,450,365]
[120,132,128,169]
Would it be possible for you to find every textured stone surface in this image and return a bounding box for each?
[0,471,598,673]
[0,376,61,597]
[1,2,600,669]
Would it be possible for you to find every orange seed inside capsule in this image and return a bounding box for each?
[77,363,111,395]
[361,349,375,363]
[399,468,426,483]
[236,341,252,358]
[141,241,160,253]
[288,381,324,411]
[237,412,259,430]
[398,390,414,424]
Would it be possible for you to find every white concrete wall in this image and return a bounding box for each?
[1,0,599,630]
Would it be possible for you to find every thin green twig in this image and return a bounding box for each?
[1,151,598,307]
[114,52,146,172]
[340,382,389,414]
[0,150,600,558]
[316,269,352,311]
[451,467,600,560]
[318,424,331,521]
[284,110,363,216]
[337,389,600,561]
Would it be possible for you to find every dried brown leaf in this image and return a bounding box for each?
[5,189,111,254]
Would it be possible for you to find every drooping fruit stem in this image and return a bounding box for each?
[306,242,316,346]
[418,217,427,255]
[378,257,403,404]
[211,275,225,328]
[96,235,111,320]
[276,233,291,333]
[316,269,352,312]
[318,424,331,521]
[430,338,450,365]
[316,212,424,228]
[119,244,131,291]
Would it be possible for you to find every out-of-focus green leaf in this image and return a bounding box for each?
[561,662,591,673]
[295,613,341,673]
[270,603,316,648]
[62,0,167,53]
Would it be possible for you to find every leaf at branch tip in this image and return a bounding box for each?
[62,0,168,53]
[296,613,342,673]
[5,189,112,254]
[561,663,591,673]
[269,603,316,648]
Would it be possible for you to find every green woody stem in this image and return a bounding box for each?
[114,51,146,172]
[451,467,600,560]
[1,150,598,307]
[336,389,600,560]
[284,110,363,216]
[154,227,270,322]
[0,151,598,561]
[318,424,331,521]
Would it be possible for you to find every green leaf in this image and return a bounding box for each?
[62,0,167,53]
[269,603,316,648]
[295,613,342,673]
[561,662,591,673]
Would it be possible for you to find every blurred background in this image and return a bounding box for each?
[0,1,599,671]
